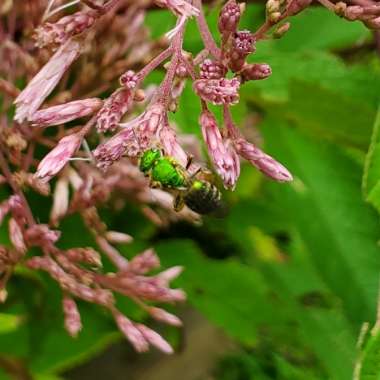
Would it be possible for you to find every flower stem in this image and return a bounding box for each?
[136,47,173,86]
[194,0,221,60]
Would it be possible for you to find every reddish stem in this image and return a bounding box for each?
[223,104,240,139]
[194,0,222,60]
[136,46,173,86]
[156,25,185,104]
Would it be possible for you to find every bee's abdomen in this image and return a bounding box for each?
[184,180,222,214]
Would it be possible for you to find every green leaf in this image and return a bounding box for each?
[242,50,380,148]
[0,313,22,334]
[261,120,380,326]
[259,233,357,380]
[363,106,380,213]
[29,306,119,374]
[156,239,282,346]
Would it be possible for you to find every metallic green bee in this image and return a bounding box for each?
[139,148,224,215]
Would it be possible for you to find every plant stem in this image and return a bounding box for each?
[136,47,173,86]
[223,104,239,138]
[194,0,222,60]
[157,25,185,104]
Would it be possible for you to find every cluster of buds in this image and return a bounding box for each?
[266,0,285,23]
[199,59,227,80]
[200,111,241,188]
[96,88,133,133]
[191,0,292,188]
[334,1,380,29]
[218,0,242,37]
[35,10,97,48]
[194,78,240,105]
[31,98,103,128]
[199,109,292,190]
[228,30,256,72]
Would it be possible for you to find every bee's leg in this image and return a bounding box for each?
[188,166,213,182]
[195,167,214,182]
[173,194,185,212]
[185,154,194,170]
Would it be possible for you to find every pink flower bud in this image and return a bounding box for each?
[8,195,27,225]
[36,133,82,182]
[120,70,138,89]
[194,78,240,105]
[157,266,184,284]
[50,178,69,226]
[96,89,132,133]
[8,218,26,254]
[199,59,227,80]
[31,98,102,128]
[136,103,166,149]
[175,63,189,78]
[228,30,256,72]
[218,0,241,36]
[114,312,149,352]
[96,236,129,270]
[63,296,82,338]
[136,324,174,354]
[148,307,182,327]
[128,249,161,274]
[66,247,102,267]
[241,63,272,82]
[232,30,256,55]
[14,39,81,123]
[27,256,114,306]
[105,231,133,244]
[25,224,61,247]
[200,110,240,188]
[273,22,291,38]
[234,138,293,182]
[287,0,313,16]
[93,126,138,170]
[35,11,97,48]
[343,6,363,20]
[365,16,380,29]
[159,124,188,167]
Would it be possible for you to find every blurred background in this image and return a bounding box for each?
[2,1,380,379]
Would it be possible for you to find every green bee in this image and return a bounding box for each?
[139,148,224,215]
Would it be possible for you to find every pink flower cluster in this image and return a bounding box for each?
[10,0,369,353]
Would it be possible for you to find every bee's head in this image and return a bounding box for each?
[139,148,161,173]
